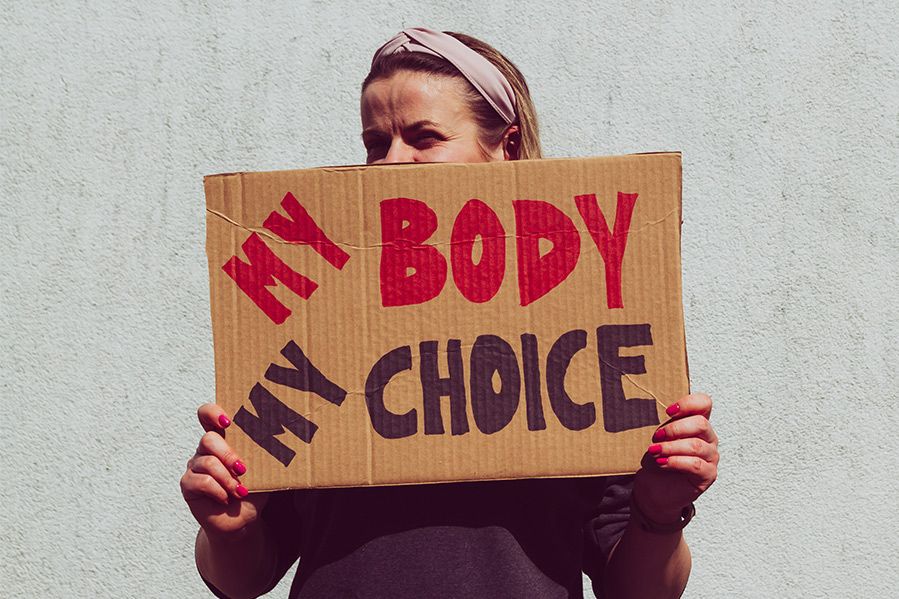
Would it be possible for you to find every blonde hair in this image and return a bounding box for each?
[363,31,542,160]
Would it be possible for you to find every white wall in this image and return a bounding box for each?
[2,1,896,597]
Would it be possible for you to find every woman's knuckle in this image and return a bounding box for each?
[195,455,215,470]
[221,449,237,466]
[199,476,221,496]
[200,431,217,450]
[690,438,704,454]
[690,457,705,475]
[696,418,710,434]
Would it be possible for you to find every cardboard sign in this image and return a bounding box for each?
[204,153,687,491]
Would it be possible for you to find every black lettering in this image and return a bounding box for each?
[233,382,318,467]
[469,335,520,434]
[419,339,469,435]
[265,341,347,406]
[365,345,417,439]
[597,324,659,433]
[546,329,595,431]
[520,333,546,431]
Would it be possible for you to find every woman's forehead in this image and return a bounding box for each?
[361,71,471,130]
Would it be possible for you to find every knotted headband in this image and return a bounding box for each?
[371,27,517,125]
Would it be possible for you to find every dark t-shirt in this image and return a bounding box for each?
[205,475,634,598]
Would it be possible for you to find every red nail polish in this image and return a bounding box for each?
[666,403,680,416]
[218,414,231,428]
[648,444,662,454]
[236,484,248,498]
[653,428,666,441]
[656,457,669,466]
[233,460,247,476]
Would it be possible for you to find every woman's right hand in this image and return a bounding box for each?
[180,403,270,536]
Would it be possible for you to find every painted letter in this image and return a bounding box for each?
[514,200,580,306]
[265,341,347,406]
[263,192,350,270]
[575,192,638,309]
[380,198,448,307]
[469,335,521,434]
[596,324,659,432]
[546,329,595,431]
[451,199,505,303]
[234,383,318,467]
[420,339,469,435]
[365,345,417,438]
[223,233,318,324]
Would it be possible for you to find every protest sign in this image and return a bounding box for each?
[204,152,687,490]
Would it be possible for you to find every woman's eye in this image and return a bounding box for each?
[365,142,387,160]
[413,133,442,147]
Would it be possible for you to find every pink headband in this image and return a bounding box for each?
[371,27,517,125]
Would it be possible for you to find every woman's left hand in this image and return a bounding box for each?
[633,393,719,522]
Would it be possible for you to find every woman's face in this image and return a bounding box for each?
[361,70,504,164]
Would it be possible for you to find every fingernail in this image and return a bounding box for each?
[666,403,680,416]
[648,444,663,454]
[233,460,247,476]
[218,414,231,428]
[236,484,249,498]
[653,428,666,441]
[656,457,669,466]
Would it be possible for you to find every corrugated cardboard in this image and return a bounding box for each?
[204,153,687,491]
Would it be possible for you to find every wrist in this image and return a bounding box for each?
[633,489,682,522]
[202,519,258,546]
[631,491,695,534]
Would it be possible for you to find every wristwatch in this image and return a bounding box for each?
[630,494,695,534]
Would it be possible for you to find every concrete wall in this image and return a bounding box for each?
[2,1,896,597]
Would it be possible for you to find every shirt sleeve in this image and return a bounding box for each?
[580,474,635,596]
[201,489,304,598]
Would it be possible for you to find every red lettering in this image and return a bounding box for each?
[380,198,448,307]
[450,199,505,303]
[263,192,350,270]
[574,192,637,309]
[222,233,318,324]
[513,200,580,306]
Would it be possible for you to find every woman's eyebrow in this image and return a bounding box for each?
[405,120,441,131]
[363,120,443,139]
[362,119,440,135]
[361,127,387,140]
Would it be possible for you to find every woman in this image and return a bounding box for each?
[181,28,719,598]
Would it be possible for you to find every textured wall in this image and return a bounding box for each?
[2,1,896,597]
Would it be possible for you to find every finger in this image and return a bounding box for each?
[190,455,249,500]
[664,393,712,420]
[653,454,717,486]
[196,431,248,477]
[198,403,232,433]
[180,469,230,505]
[647,437,718,463]
[652,415,717,444]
